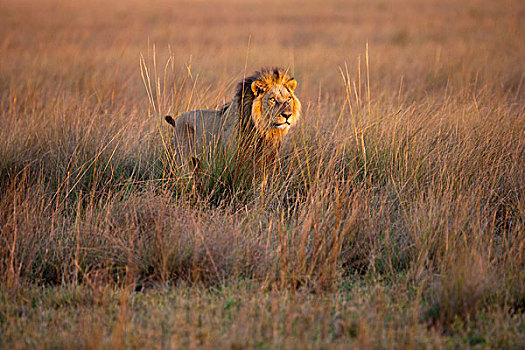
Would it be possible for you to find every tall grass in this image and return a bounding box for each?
[3,43,523,303]
[1,0,524,347]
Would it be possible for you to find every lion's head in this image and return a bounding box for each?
[235,68,301,143]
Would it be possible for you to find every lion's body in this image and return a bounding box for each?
[169,108,236,165]
[166,67,301,170]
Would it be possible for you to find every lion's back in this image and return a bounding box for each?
[173,108,235,163]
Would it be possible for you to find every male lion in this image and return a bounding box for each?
[165,67,301,172]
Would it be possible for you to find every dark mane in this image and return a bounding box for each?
[218,102,231,116]
[233,67,288,132]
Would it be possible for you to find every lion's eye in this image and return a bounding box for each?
[287,96,292,101]
[269,97,275,103]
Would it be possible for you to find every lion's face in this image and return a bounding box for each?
[250,78,301,135]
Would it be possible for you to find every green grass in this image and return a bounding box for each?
[2,280,524,349]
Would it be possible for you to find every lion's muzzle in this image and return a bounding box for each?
[280,111,292,120]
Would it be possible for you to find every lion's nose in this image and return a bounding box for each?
[281,111,292,120]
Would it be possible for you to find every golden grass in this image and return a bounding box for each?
[1,0,524,348]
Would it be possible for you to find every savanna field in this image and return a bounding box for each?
[1,0,524,348]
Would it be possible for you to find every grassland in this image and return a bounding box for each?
[1,0,524,348]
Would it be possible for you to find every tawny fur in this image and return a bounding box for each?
[165,67,301,169]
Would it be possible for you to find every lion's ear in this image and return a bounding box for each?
[285,78,297,92]
[251,80,266,96]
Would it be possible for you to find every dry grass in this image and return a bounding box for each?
[1,0,524,348]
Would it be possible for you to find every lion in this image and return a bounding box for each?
[165,67,301,172]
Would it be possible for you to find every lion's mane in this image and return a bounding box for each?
[227,67,301,159]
